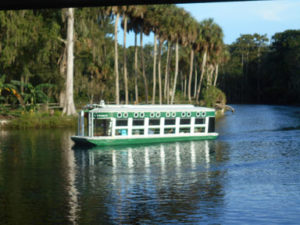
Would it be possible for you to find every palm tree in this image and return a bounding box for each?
[208,23,224,87]
[195,19,213,103]
[128,6,149,103]
[193,61,198,98]
[120,6,135,104]
[114,9,120,104]
[151,5,169,105]
[105,6,121,104]
[122,10,128,104]
[126,9,140,104]
[152,34,157,104]
[164,41,172,104]
[213,44,229,87]
[186,19,198,102]
[195,19,224,103]
[145,6,159,104]
[170,7,191,104]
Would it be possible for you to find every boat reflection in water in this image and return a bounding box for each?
[73,140,227,224]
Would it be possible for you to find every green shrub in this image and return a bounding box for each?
[201,86,226,108]
[4,111,77,129]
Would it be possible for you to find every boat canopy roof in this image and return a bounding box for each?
[84,103,215,113]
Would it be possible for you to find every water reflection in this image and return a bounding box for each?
[73,141,227,224]
[1,105,300,224]
[61,131,79,225]
[0,130,78,225]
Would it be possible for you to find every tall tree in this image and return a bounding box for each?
[186,18,198,102]
[63,8,76,115]
[123,12,129,104]
[121,6,134,104]
[114,11,120,104]
[129,5,149,103]
[170,7,190,104]
[195,19,223,103]
[152,34,157,104]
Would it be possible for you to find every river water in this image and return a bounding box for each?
[0,105,300,224]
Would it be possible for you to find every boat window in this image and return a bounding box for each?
[208,117,215,133]
[132,129,144,135]
[179,127,190,133]
[148,128,160,135]
[84,113,88,136]
[164,128,175,134]
[180,118,191,125]
[115,129,128,136]
[133,119,144,126]
[149,119,160,126]
[116,119,128,126]
[93,119,111,136]
[195,118,205,125]
[194,127,205,133]
[165,119,176,125]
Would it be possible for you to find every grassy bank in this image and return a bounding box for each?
[1,111,77,129]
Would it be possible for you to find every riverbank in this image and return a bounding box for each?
[0,103,227,129]
[0,111,77,129]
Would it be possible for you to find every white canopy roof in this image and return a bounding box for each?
[87,104,215,113]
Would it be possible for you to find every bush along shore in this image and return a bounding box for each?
[0,109,77,129]
[0,85,229,129]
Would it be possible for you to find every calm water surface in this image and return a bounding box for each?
[1,105,300,224]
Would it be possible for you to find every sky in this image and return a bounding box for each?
[118,0,300,46]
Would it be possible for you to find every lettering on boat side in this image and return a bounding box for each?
[94,113,109,118]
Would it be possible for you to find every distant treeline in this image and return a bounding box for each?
[219,30,300,105]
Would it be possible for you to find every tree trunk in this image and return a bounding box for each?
[188,48,194,102]
[134,33,139,104]
[140,28,148,104]
[184,74,187,98]
[62,8,76,116]
[20,75,24,94]
[167,43,173,104]
[193,62,197,98]
[213,64,219,87]
[196,49,207,103]
[59,46,67,107]
[181,73,184,93]
[114,12,120,105]
[152,34,157,104]
[123,14,128,104]
[164,41,171,102]
[158,38,163,104]
[207,64,214,87]
[171,40,179,104]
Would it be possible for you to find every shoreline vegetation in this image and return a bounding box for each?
[0,109,77,129]
[0,100,227,129]
[1,7,299,129]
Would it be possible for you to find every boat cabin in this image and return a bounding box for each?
[72,101,218,146]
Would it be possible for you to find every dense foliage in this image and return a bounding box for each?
[0,6,227,112]
[219,30,300,105]
[1,6,299,120]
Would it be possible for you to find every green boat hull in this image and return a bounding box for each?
[71,134,218,147]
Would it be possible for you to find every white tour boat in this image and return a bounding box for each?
[71,101,218,146]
